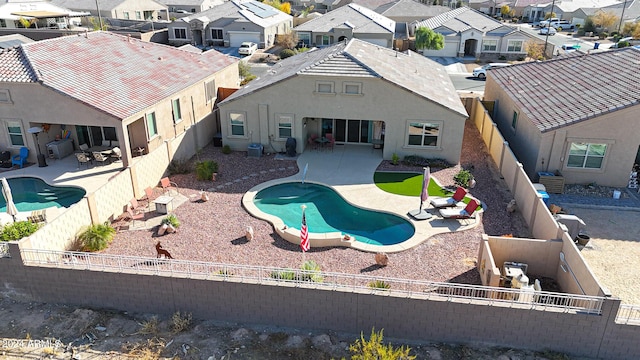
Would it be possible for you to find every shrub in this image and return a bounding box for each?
[167,159,191,175]
[300,260,324,282]
[0,221,40,241]
[391,153,400,165]
[78,222,116,251]
[349,328,416,360]
[498,55,507,60]
[517,57,525,61]
[279,49,295,59]
[137,316,159,335]
[222,145,232,154]
[170,311,192,333]
[368,280,391,290]
[617,40,630,48]
[402,155,452,169]
[453,169,474,188]
[195,160,219,181]
[161,214,180,228]
[270,269,297,280]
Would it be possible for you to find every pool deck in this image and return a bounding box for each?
[243,144,480,253]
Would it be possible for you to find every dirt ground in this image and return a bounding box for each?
[0,296,583,360]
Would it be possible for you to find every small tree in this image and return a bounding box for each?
[500,5,512,18]
[524,40,545,60]
[301,5,314,17]
[593,10,619,31]
[544,12,557,20]
[415,27,444,51]
[622,21,639,37]
[349,328,416,360]
[238,61,256,85]
[275,32,298,49]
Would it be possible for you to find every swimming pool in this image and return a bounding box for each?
[253,182,415,246]
[0,177,86,212]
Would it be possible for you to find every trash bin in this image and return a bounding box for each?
[537,190,549,206]
[213,133,222,147]
[594,42,600,50]
[285,137,297,157]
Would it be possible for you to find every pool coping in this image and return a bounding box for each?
[242,178,482,253]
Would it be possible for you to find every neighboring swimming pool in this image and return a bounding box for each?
[0,177,86,212]
[253,182,415,246]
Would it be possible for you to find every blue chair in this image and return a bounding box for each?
[12,147,28,168]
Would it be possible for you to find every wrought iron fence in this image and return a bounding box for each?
[616,304,640,325]
[20,248,605,314]
[0,243,9,258]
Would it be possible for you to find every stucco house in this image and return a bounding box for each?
[167,0,293,48]
[0,0,88,29]
[414,7,542,59]
[218,38,468,164]
[293,3,395,47]
[51,0,168,21]
[361,0,450,23]
[155,0,223,14]
[484,48,640,188]
[0,31,239,168]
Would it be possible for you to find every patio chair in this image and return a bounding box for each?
[12,147,28,168]
[430,186,467,208]
[161,177,179,195]
[75,152,92,168]
[110,147,122,161]
[439,199,480,219]
[125,204,144,226]
[79,143,89,152]
[92,151,110,166]
[325,133,335,151]
[143,187,155,210]
[130,198,145,213]
[308,134,318,151]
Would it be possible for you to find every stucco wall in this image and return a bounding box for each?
[219,75,467,164]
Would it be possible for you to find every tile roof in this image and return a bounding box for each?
[179,0,291,29]
[373,0,450,18]
[51,0,165,11]
[416,7,506,34]
[222,38,467,117]
[489,48,640,133]
[294,3,395,34]
[0,32,237,119]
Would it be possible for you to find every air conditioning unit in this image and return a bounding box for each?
[247,143,263,158]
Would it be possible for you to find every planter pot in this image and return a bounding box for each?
[576,234,590,246]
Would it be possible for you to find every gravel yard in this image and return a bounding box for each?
[105,121,530,284]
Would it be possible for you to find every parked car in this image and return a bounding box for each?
[472,63,511,79]
[238,42,257,56]
[540,27,557,36]
[175,9,193,14]
[561,44,581,52]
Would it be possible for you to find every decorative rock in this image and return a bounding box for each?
[375,252,389,266]
[201,192,209,202]
[95,326,106,332]
[311,334,333,348]
[506,199,518,213]
[166,225,176,234]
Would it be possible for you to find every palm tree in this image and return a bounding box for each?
[415,27,444,51]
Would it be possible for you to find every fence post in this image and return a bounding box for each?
[499,141,508,176]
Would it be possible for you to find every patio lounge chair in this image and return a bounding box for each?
[93,151,110,166]
[430,186,467,208]
[12,147,28,168]
[439,199,480,219]
[75,152,91,167]
[161,177,179,195]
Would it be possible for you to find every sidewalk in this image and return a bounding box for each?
[427,56,473,74]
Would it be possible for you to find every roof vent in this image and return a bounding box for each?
[158,57,163,61]
[127,34,132,43]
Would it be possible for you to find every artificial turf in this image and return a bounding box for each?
[373,172,451,197]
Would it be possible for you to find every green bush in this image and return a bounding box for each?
[300,260,324,282]
[222,145,232,154]
[0,221,41,241]
[195,160,219,181]
[79,222,116,251]
[161,214,181,228]
[402,156,452,169]
[279,49,295,59]
[617,40,630,48]
[368,280,391,290]
[498,55,507,60]
[453,169,474,188]
[167,159,191,175]
[270,269,297,280]
[349,328,416,360]
[391,153,400,165]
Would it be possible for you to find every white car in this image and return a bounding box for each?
[238,42,257,56]
[539,27,557,36]
[472,63,511,79]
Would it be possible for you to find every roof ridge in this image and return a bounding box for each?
[16,45,41,83]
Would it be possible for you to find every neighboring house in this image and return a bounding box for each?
[167,0,293,48]
[361,0,450,23]
[484,48,640,187]
[0,31,239,168]
[414,7,541,58]
[293,3,395,48]
[0,0,88,29]
[468,0,510,16]
[600,0,640,28]
[218,38,468,164]
[155,0,223,14]
[0,34,34,48]
[292,0,348,13]
[522,0,621,23]
[51,0,168,21]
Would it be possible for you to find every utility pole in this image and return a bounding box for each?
[618,0,628,33]
[543,0,557,58]
[95,0,104,30]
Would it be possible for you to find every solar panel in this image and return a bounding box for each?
[244,1,279,18]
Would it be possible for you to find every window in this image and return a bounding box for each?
[277,115,293,139]
[511,111,518,129]
[174,28,187,39]
[0,89,11,104]
[123,12,130,19]
[172,99,182,124]
[407,121,441,147]
[507,40,523,52]
[146,112,158,139]
[567,142,607,169]
[229,112,245,137]
[0,19,6,28]
[211,29,223,40]
[298,32,311,46]
[205,79,216,103]
[316,82,334,94]
[5,120,24,146]
[135,11,142,20]
[321,35,331,46]
[482,39,497,51]
[343,82,361,95]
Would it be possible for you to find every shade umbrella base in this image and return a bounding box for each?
[408,209,432,220]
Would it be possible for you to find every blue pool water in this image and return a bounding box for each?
[253,182,415,246]
[0,177,86,212]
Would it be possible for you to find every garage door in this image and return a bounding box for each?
[421,40,459,57]
[229,32,260,47]
[359,38,389,47]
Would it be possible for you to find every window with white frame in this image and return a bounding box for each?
[135,11,142,20]
[407,121,441,147]
[123,12,130,20]
[507,40,523,52]
[321,35,331,46]
[229,112,245,136]
[205,79,216,103]
[211,29,223,40]
[482,39,497,51]
[343,82,361,95]
[5,120,24,146]
[172,99,182,124]
[511,111,518,129]
[146,112,158,139]
[174,28,187,39]
[0,89,11,104]
[316,81,334,94]
[277,115,293,139]
[567,142,607,169]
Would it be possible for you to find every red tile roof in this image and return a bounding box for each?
[489,48,640,133]
[0,31,237,119]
